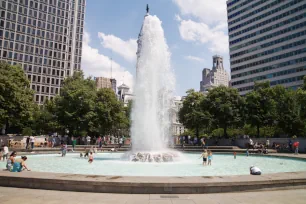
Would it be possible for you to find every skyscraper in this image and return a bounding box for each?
[0,0,86,104]
[227,0,306,95]
[95,77,117,93]
[200,55,229,94]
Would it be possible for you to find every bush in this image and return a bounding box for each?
[22,127,33,136]
[212,128,223,137]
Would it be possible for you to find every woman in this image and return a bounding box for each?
[6,151,17,171]
[11,156,30,172]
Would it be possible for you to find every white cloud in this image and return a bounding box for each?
[173,0,229,55]
[184,55,204,62]
[172,0,227,25]
[178,19,229,54]
[81,31,134,90]
[98,32,137,63]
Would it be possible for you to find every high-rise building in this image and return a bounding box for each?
[0,0,86,104]
[200,55,229,94]
[95,77,116,93]
[227,0,306,95]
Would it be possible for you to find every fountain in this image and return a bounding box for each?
[126,5,178,162]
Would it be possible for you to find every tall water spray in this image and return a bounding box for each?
[129,9,176,161]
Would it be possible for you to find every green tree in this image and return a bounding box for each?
[272,85,304,137]
[53,71,96,136]
[245,82,277,137]
[206,86,244,137]
[94,88,128,135]
[0,62,35,133]
[179,89,211,138]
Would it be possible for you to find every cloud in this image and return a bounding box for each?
[177,19,229,54]
[173,0,229,55]
[172,0,227,25]
[81,31,134,90]
[184,55,204,62]
[98,32,137,63]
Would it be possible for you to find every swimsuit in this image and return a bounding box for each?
[208,156,212,160]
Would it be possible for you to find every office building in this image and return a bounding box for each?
[200,55,229,94]
[95,77,116,93]
[227,0,306,95]
[0,0,86,103]
[118,83,133,107]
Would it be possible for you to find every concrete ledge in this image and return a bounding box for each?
[0,171,306,194]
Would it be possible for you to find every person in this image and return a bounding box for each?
[71,137,77,152]
[88,152,94,163]
[2,145,9,161]
[233,151,237,159]
[266,139,270,148]
[86,135,91,145]
[6,151,17,171]
[61,143,67,157]
[288,139,293,152]
[84,148,89,158]
[26,137,30,149]
[293,141,299,155]
[250,166,261,175]
[0,147,3,161]
[30,136,35,149]
[98,136,102,149]
[93,146,97,153]
[119,137,123,148]
[11,156,30,172]
[246,149,249,157]
[199,150,208,166]
[207,150,212,166]
[52,137,56,148]
[202,138,206,149]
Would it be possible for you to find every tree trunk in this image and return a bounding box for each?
[224,125,227,138]
[257,124,260,138]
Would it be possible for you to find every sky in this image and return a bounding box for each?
[81,0,230,96]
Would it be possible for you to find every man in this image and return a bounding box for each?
[30,136,35,149]
[86,135,91,145]
[250,166,262,175]
[26,137,30,149]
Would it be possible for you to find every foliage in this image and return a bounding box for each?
[0,62,35,133]
[22,127,33,136]
[245,82,277,137]
[178,89,211,137]
[205,86,244,137]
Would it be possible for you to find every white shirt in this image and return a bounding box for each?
[30,136,35,143]
[3,146,9,154]
[250,167,261,174]
[86,136,91,142]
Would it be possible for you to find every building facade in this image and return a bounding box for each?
[0,0,86,103]
[95,77,116,93]
[227,0,306,95]
[170,96,185,137]
[117,83,133,107]
[200,55,229,94]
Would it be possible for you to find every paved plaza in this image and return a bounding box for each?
[0,187,306,204]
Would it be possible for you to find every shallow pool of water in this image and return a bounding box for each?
[1,153,306,176]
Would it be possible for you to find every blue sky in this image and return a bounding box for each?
[81,0,229,96]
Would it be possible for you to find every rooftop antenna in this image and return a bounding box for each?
[110,50,113,79]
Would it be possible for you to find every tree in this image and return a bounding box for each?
[179,89,211,138]
[0,62,35,134]
[206,86,244,138]
[53,71,96,136]
[93,88,128,135]
[245,82,277,137]
[272,85,304,137]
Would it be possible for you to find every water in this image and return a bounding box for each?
[131,14,175,153]
[2,153,305,176]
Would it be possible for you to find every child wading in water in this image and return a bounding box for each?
[199,150,208,166]
[88,152,94,164]
[233,151,237,159]
[207,150,212,165]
